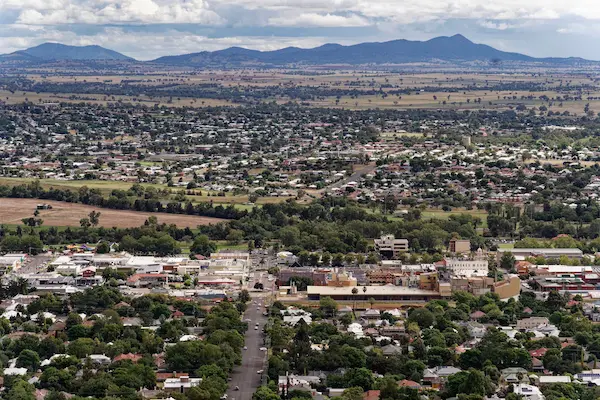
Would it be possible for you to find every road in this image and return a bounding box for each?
[321,162,378,193]
[19,254,53,274]
[226,273,271,400]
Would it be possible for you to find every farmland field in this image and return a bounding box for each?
[9,70,600,113]
[0,198,224,228]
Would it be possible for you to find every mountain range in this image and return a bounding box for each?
[0,43,133,62]
[0,35,592,66]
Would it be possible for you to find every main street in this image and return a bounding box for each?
[226,272,271,400]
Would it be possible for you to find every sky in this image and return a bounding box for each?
[1,0,600,60]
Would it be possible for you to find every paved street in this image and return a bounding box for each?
[226,273,270,400]
[322,162,378,193]
[19,254,52,274]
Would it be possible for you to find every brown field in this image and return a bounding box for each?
[0,90,232,108]
[7,70,600,113]
[0,199,224,228]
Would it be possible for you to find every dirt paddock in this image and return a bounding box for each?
[0,198,225,228]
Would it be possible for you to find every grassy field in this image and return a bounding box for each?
[215,241,249,251]
[0,177,160,195]
[0,177,297,206]
[498,243,515,249]
[420,209,488,228]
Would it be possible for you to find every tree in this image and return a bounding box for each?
[17,349,40,371]
[352,287,359,311]
[253,386,280,400]
[239,289,251,303]
[446,369,491,398]
[340,313,353,326]
[95,241,110,254]
[499,252,516,270]
[345,367,373,390]
[79,218,91,229]
[341,387,365,400]
[88,210,101,227]
[378,375,400,400]
[190,235,216,257]
[6,379,35,400]
[66,312,83,329]
[44,390,67,400]
[408,307,435,329]
[226,229,244,245]
[67,338,95,358]
[319,296,338,318]
[545,290,567,312]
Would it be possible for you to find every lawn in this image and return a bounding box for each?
[0,177,165,196]
[420,209,488,227]
[215,241,249,251]
[367,207,488,227]
[0,177,292,207]
[498,243,515,249]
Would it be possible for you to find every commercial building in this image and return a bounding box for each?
[451,275,521,299]
[448,239,471,254]
[210,251,250,264]
[497,248,583,260]
[444,257,489,277]
[306,285,447,303]
[277,268,329,286]
[532,276,595,292]
[374,235,409,258]
[327,271,357,287]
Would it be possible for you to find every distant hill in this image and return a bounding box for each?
[0,43,134,62]
[0,36,592,67]
[151,34,589,66]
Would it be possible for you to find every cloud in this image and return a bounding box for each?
[14,0,224,25]
[477,20,517,30]
[267,13,370,27]
[217,0,600,22]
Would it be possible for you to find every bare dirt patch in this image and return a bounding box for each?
[0,199,225,228]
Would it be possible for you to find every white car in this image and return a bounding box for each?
[243,346,248,350]
[254,326,258,330]
[259,347,267,351]
[221,395,228,399]
[257,370,264,374]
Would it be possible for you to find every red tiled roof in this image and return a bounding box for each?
[398,380,421,389]
[113,353,142,363]
[529,348,548,358]
[363,390,380,400]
